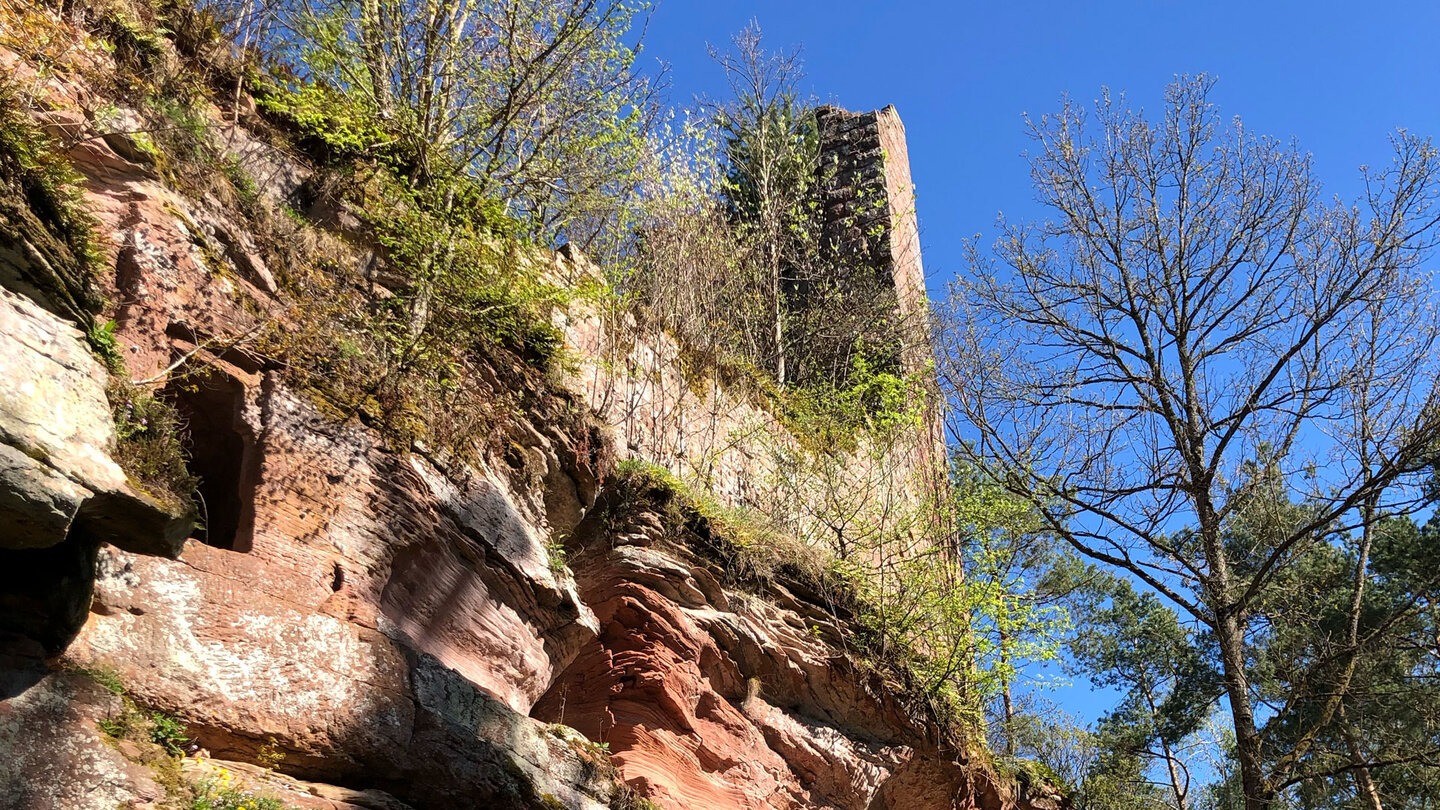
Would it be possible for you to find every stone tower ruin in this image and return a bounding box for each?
[809,104,946,492]
[811,104,931,377]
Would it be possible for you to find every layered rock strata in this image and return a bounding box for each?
[0,7,1058,810]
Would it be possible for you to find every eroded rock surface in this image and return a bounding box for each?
[531,507,1009,810]
[0,288,190,554]
[0,7,1053,810]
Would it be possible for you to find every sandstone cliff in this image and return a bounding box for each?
[0,4,1063,809]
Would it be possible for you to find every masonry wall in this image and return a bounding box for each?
[814,104,945,493]
[814,104,930,377]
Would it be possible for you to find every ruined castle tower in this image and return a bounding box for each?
[810,105,931,378]
[812,105,946,490]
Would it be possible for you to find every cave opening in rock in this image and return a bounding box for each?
[164,370,255,552]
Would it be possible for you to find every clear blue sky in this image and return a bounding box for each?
[641,0,1440,734]
[644,0,1440,299]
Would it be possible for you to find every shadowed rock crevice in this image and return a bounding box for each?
[0,529,99,699]
[164,368,256,551]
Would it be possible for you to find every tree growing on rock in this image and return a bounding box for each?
[270,0,658,246]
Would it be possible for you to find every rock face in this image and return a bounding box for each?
[0,287,190,555]
[0,7,1055,810]
[532,507,1008,810]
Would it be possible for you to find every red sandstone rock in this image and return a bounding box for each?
[0,9,1057,810]
[532,514,1007,810]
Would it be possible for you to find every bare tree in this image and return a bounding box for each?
[940,75,1440,809]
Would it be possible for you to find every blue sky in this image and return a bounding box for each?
[643,0,1440,299]
[640,0,1440,739]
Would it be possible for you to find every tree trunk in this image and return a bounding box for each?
[360,0,394,118]
[1340,705,1385,810]
[998,627,1014,757]
[1216,610,1271,810]
[1142,681,1188,810]
[1338,501,1383,810]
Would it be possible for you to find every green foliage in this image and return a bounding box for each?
[251,70,571,452]
[95,5,168,74]
[97,696,190,758]
[149,710,190,756]
[546,537,569,577]
[87,319,125,373]
[254,80,411,168]
[616,459,752,548]
[97,715,128,738]
[107,378,197,511]
[77,664,127,696]
[1053,565,1220,809]
[1247,506,1440,809]
[1072,572,1218,748]
[189,777,288,810]
[627,30,913,399]
[776,353,923,454]
[255,737,286,771]
[271,156,571,451]
[717,99,817,230]
[996,755,1067,795]
[611,454,1066,745]
[0,77,103,324]
[369,175,562,363]
[612,458,830,589]
[148,92,211,156]
[267,0,655,250]
[220,156,259,207]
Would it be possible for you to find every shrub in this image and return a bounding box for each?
[774,353,923,455]
[107,378,197,511]
[149,709,190,756]
[253,80,414,170]
[611,783,664,810]
[87,319,125,373]
[96,697,190,758]
[610,459,831,589]
[263,138,572,454]
[190,774,288,810]
[94,5,168,76]
[76,664,127,696]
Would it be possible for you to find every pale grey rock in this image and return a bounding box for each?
[0,442,90,547]
[0,673,167,810]
[218,123,312,204]
[0,287,190,554]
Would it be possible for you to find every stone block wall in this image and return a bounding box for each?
[814,104,944,495]
[814,104,930,377]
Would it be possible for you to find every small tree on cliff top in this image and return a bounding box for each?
[270,0,658,247]
[708,20,819,385]
[940,75,1440,809]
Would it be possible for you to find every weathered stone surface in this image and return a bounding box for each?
[0,287,122,544]
[219,122,313,205]
[0,673,167,810]
[0,287,190,554]
[180,757,417,810]
[557,258,941,535]
[0,441,90,546]
[55,542,616,809]
[532,509,1003,810]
